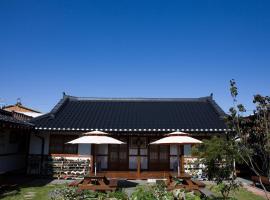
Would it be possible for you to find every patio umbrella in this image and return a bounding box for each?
[68,131,125,176]
[150,131,202,176]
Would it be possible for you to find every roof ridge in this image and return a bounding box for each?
[64,94,213,102]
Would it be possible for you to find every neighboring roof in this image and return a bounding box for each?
[16,111,43,118]
[4,103,41,114]
[31,94,227,133]
[0,109,33,127]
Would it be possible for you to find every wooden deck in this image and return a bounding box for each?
[90,171,191,180]
[69,171,206,192]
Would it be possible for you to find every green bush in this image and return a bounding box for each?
[130,183,174,200]
[130,185,155,200]
[49,187,84,200]
[108,190,129,200]
[49,183,204,200]
[49,186,128,200]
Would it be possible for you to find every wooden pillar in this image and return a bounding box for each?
[180,145,185,174]
[137,156,141,178]
[136,137,141,178]
[90,144,95,175]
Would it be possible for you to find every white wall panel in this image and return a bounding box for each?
[129,156,137,169]
[170,145,177,155]
[184,144,191,156]
[29,133,50,155]
[78,144,91,155]
[170,156,178,170]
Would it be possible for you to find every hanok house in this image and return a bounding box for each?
[3,99,42,119]
[0,109,33,174]
[29,94,227,179]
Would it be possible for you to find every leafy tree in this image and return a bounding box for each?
[193,136,240,200]
[225,79,270,200]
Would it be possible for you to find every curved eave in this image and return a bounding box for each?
[34,127,230,132]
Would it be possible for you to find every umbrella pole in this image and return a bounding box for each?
[94,162,97,176]
[94,144,97,176]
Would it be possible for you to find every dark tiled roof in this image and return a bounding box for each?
[0,109,33,127]
[31,95,227,132]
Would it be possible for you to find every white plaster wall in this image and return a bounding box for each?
[29,134,42,154]
[28,133,50,155]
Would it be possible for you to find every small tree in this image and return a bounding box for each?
[193,136,240,199]
[225,79,270,200]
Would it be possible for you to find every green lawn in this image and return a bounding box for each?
[207,184,266,200]
[0,184,64,200]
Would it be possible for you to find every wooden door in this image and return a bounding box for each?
[108,143,128,170]
[149,145,170,171]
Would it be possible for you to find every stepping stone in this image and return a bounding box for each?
[23,191,36,199]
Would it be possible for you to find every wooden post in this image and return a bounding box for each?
[90,144,96,175]
[180,145,185,174]
[177,145,180,176]
[137,156,141,178]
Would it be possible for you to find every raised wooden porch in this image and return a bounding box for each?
[90,171,191,180]
[69,170,207,193]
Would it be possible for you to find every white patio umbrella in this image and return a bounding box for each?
[150,131,202,176]
[68,131,125,176]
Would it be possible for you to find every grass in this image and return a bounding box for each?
[0,184,64,200]
[207,184,266,200]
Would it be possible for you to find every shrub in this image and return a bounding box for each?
[107,190,129,200]
[130,185,155,200]
[172,189,202,200]
[49,187,84,200]
[131,183,174,200]
[49,186,128,200]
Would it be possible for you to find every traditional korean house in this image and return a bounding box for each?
[3,99,42,119]
[29,94,227,179]
[0,109,33,174]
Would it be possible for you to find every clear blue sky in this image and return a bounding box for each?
[0,0,269,113]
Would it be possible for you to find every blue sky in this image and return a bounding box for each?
[0,0,269,113]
